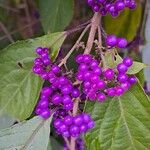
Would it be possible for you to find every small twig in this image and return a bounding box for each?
[63,137,71,149]
[0,21,14,43]
[0,20,39,41]
[0,4,19,12]
[58,24,91,67]
[24,0,34,36]
[98,26,107,69]
[84,12,100,54]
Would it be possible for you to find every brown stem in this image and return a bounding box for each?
[59,24,91,67]
[70,13,101,150]
[84,12,101,54]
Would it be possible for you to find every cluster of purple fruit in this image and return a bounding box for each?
[87,0,137,17]
[106,35,128,48]
[53,113,94,138]
[76,54,137,102]
[33,47,80,119]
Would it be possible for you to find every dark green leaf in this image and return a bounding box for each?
[0,116,52,149]
[84,83,150,149]
[37,0,74,33]
[0,32,66,120]
[103,5,142,41]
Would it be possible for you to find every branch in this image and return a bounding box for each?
[84,12,101,54]
[0,21,14,43]
[58,24,91,67]
[70,13,101,150]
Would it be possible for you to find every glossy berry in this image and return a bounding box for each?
[41,87,53,96]
[40,109,51,119]
[61,84,72,95]
[62,95,72,105]
[117,74,128,83]
[106,88,115,97]
[54,119,62,128]
[128,76,137,84]
[38,99,49,108]
[117,38,128,48]
[64,115,73,126]
[97,93,106,102]
[70,125,80,137]
[123,57,133,67]
[115,1,125,11]
[52,94,62,105]
[87,121,95,129]
[106,35,117,47]
[36,47,43,55]
[76,54,84,63]
[104,69,115,80]
[115,87,124,96]
[71,88,80,98]
[73,116,83,126]
[117,63,128,73]
[51,65,60,74]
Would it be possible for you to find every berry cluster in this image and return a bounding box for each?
[33,47,80,119]
[76,54,137,102]
[106,35,128,48]
[53,113,94,138]
[87,0,137,17]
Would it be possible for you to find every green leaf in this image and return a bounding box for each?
[84,83,150,150]
[103,5,142,41]
[0,116,52,149]
[37,0,74,33]
[0,32,66,120]
[0,114,15,130]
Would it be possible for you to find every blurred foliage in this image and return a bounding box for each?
[103,5,142,41]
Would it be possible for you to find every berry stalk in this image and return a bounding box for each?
[70,12,101,150]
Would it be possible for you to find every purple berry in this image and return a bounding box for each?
[97,93,106,102]
[80,124,88,133]
[117,63,128,73]
[82,113,91,123]
[62,95,72,105]
[83,71,92,80]
[70,125,80,137]
[104,69,115,80]
[58,76,68,85]
[106,35,118,47]
[71,88,80,98]
[93,67,102,75]
[35,107,42,115]
[121,82,131,91]
[52,94,62,105]
[79,63,88,72]
[117,74,128,83]
[64,115,73,126]
[123,57,133,67]
[76,54,84,63]
[115,87,124,96]
[62,131,70,137]
[128,76,137,84]
[63,102,73,110]
[73,116,83,126]
[61,84,72,95]
[40,109,51,119]
[97,80,106,89]
[76,72,84,81]
[87,120,95,129]
[90,60,99,69]
[93,5,100,12]
[41,87,53,96]
[38,99,49,108]
[59,123,68,133]
[43,58,51,65]
[36,47,43,55]
[115,1,125,11]
[32,65,43,74]
[54,119,62,128]
[51,65,60,74]
[117,38,128,48]
[83,54,92,63]
[91,75,99,83]
[106,88,115,97]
